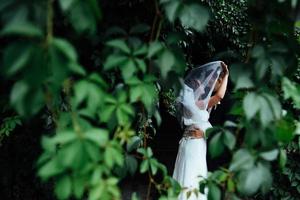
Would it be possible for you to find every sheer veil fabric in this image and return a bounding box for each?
[173,61,223,200]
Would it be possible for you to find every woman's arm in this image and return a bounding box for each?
[207,62,229,109]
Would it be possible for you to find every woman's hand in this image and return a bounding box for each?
[221,61,229,77]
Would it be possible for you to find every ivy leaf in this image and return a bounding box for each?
[258,95,274,126]
[55,175,72,200]
[279,149,287,168]
[38,157,64,180]
[179,4,210,32]
[147,41,163,58]
[243,92,259,120]
[126,136,142,152]
[150,158,158,175]
[237,166,262,195]
[259,149,279,161]
[229,149,255,171]
[3,42,33,76]
[275,119,295,143]
[140,160,149,173]
[68,1,98,34]
[59,0,76,11]
[85,128,109,147]
[251,45,265,58]
[209,132,224,158]
[223,130,236,150]
[125,155,138,175]
[159,50,175,78]
[106,39,131,54]
[103,55,127,70]
[121,58,137,79]
[52,38,77,62]
[255,58,269,79]
[164,1,181,22]
[0,21,43,37]
[263,93,281,120]
[208,183,221,200]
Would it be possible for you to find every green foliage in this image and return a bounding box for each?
[160,0,210,32]
[0,115,22,140]
[1,0,300,199]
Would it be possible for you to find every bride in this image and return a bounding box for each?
[172,61,229,200]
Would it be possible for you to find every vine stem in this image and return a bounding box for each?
[145,1,164,199]
[44,0,57,126]
[46,0,54,45]
[146,172,152,200]
[149,0,161,42]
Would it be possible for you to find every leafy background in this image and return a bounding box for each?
[0,0,300,200]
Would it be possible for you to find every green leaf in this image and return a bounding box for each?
[251,45,265,58]
[100,105,116,122]
[258,95,273,126]
[263,93,281,120]
[229,149,255,171]
[68,1,98,34]
[106,39,131,54]
[52,38,77,62]
[147,42,163,58]
[259,149,279,161]
[125,155,138,175]
[146,147,153,157]
[52,130,77,144]
[55,175,72,200]
[83,140,101,162]
[126,136,142,152]
[271,56,285,76]
[38,157,64,180]
[121,58,137,79]
[255,58,269,79]
[235,75,254,90]
[164,1,181,22]
[275,119,295,143]
[103,55,128,70]
[223,130,236,150]
[282,77,300,108]
[237,163,272,195]
[0,21,43,37]
[209,132,224,158]
[10,81,44,116]
[159,50,175,78]
[279,149,287,168]
[208,183,221,200]
[104,145,124,168]
[243,92,259,120]
[135,58,146,73]
[73,176,85,198]
[59,0,76,11]
[85,128,109,147]
[3,42,33,76]
[58,140,83,168]
[237,166,261,195]
[68,62,86,75]
[230,63,254,90]
[89,182,105,200]
[179,4,210,31]
[227,178,235,192]
[140,159,149,173]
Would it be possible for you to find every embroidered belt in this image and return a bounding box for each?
[182,125,205,139]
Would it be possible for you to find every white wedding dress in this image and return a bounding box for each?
[172,84,212,200]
